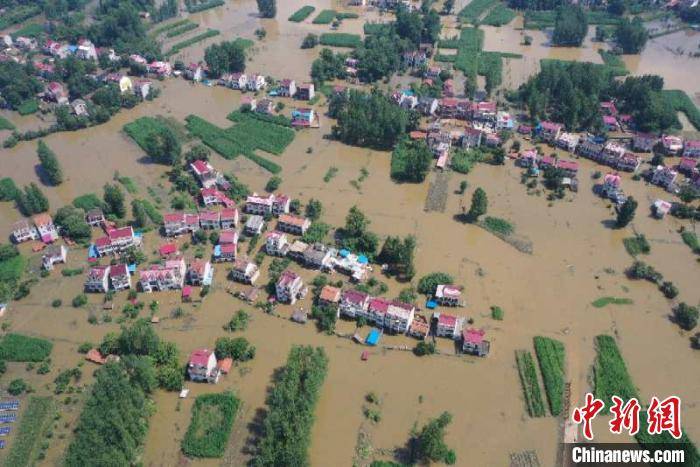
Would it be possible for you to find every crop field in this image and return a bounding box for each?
[312,9,338,24]
[289,5,315,22]
[663,90,700,131]
[123,116,177,152]
[2,396,55,467]
[364,22,392,35]
[186,0,225,13]
[150,18,191,36]
[0,333,53,362]
[515,349,546,417]
[319,33,362,48]
[0,116,15,130]
[454,28,484,80]
[533,337,566,416]
[181,392,240,458]
[458,0,498,24]
[481,4,516,26]
[165,29,220,56]
[166,22,199,38]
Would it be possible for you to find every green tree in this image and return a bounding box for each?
[204,41,246,78]
[552,5,588,47]
[312,304,337,334]
[144,126,181,165]
[54,205,91,242]
[467,187,488,222]
[301,33,318,49]
[265,176,281,192]
[390,139,432,183]
[616,196,638,228]
[256,0,276,18]
[378,235,416,280]
[17,183,49,215]
[615,18,648,54]
[37,140,63,185]
[7,378,28,395]
[412,411,456,464]
[215,337,256,361]
[117,319,160,356]
[305,199,323,221]
[674,303,699,331]
[417,272,454,295]
[103,183,126,218]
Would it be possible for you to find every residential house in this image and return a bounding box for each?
[76,39,97,60]
[163,212,200,236]
[133,79,151,98]
[651,166,678,190]
[443,79,455,97]
[148,61,172,77]
[119,76,133,94]
[272,195,290,216]
[678,157,698,175]
[408,314,430,339]
[33,61,55,78]
[42,244,67,270]
[576,141,603,160]
[287,240,309,261]
[616,153,641,172]
[190,159,217,188]
[185,63,204,82]
[539,155,556,169]
[462,328,489,356]
[333,252,369,282]
[434,284,461,307]
[256,98,273,114]
[218,230,238,245]
[275,269,304,304]
[418,97,438,116]
[602,115,619,132]
[555,159,579,176]
[187,348,219,383]
[15,36,38,50]
[303,243,334,270]
[435,313,464,339]
[632,133,658,152]
[661,135,683,155]
[402,50,428,67]
[555,132,579,152]
[245,193,275,215]
[11,219,38,243]
[230,257,260,284]
[139,258,186,292]
[296,82,314,100]
[517,149,538,168]
[199,210,220,229]
[652,199,672,219]
[277,214,311,235]
[247,73,266,91]
[484,132,500,148]
[278,79,296,97]
[384,303,415,334]
[229,72,247,90]
[46,82,68,104]
[600,101,618,116]
[214,243,237,262]
[291,108,315,128]
[244,215,265,236]
[538,121,562,142]
[220,208,238,229]
[109,263,132,291]
[496,111,514,131]
[474,101,497,121]
[683,139,700,158]
[339,289,370,318]
[33,213,58,243]
[265,230,289,256]
[201,187,235,208]
[187,259,213,286]
[71,99,88,116]
[367,297,391,326]
[95,226,136,256]
[461,127,482,149]
[85,266,110,293]
[129,54,147,65]
[319,285,341,308]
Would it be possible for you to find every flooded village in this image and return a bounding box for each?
[0,0,700,466]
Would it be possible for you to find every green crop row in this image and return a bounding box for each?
[533,336,566,416]
[516,350,546,417]
[289,5,315,22]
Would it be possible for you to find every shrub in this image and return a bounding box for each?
[319,33,362,48]
[417,272,454,295]
[51,299,62,308]
[626,261,662,283]
[224,310,250,332]
[491,306,504,320]
[414,341,436,356]
[8,378,28,395]
[674,303,698,331]
[72,294,88,308]
[77,343,92,354]
[312,9,337,24]
[181,392,240,458]
[659,281,678,299]
[214,337,255,361]
[623,234,650,256]
[591,297,633,308]
[289,5,315,22]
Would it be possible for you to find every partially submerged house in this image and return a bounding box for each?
[434,284,462,307]
[462,328,490,356]
[187,348,219,383]
[42,244,67,270]
[230,257,260,284]
[275,269,305,304]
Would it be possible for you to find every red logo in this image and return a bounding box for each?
[609,396,640,436]
[647,396,682,439]
[572,393,605,440]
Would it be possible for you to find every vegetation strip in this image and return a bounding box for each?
[312,9,338,24]
[288,5,315,22]
[166,22,199,38]
[166,29,221,56]
[591,296,634,308]
[481,4,516,26]
[254,346,329,466]
[458,0,498,23]
[186,0,225,13]
[181,392,240,458]
[319,33,362,48]
[515,350,546,417]
[662,90,700,131]
[150,18,191,36]
[2,396,55,467]
[0,116,15,131]
[0,333,53,362]
[533,337,566,416]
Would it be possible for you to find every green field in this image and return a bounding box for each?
[623,234,650,256]
[681,231,700,254]
[289,5,315,22]
[1,396,55,467]
[319,33,362,48]
[186,0,225,13]
[454,28,484,81]
[533,337,566,416]
[313,9,338,24]
[364,22,392,35]
[434,54,457,63]
[516,350,546,417]
[481,4,516,26]
[0,116,15,131]
[17,99,39,116]
[0,4,41,30]
[166,22,199,38]
[598,50,629,76]
[150,18,192,36]
[11,22,44,38]
[181,392,240,458]
[663,90,700,131]
[459,0,498,24]
[123,116,178,152]
[165,29,220,56]
[0,333,53,362]
[525,9,621,29]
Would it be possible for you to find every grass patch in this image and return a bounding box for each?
[2,396,55,467]
[437,38,460,49]
[662,90,700,131]
[228,110,292,127]
[681,231,700,254]
[623,234,650,256]
[336,12,359,19]
[123,116,183,154]
[533,336,565,416]
[17,99,39,116]
[434,54,457,63]
[515,350,546,417]
[459,0,498,24]
[181,392,240,458]
[0,4,41,30]
[186,0,225,13]
[61,267,85,277]
[598,50,628,75]
[319,33,362,48]
[481,4,516,26]
[525,10,621,29]
[491,306,504,320]
[0,116,14,131]
[454,28,484,80]
[150,18,191,36]
[363,22,392,35]
[166,22,199,38]
[10,22,44,38]
[185,115,289,173]
[0,333,53,362]
[166,29,220,56]
[116,175,138,194]
[591,296,634,308]
[224,111,296,154]
[289,5,315,22]
[482,216,514,236]
[312,9,338,24]
[0,254,26,285]
[540,58,628,78]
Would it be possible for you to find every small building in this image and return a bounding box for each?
[652,199,672,219]
[556,159,579,176]
[461,128,482,149]
[616,153,641,172]
[291,308,308,324]
[418,97,439,116]
[214,243,237,263]
[230,72,247,90]
[46,81,68,104]
[318,285,341,307]
[247,73,266,91]
[538,121,562,142]
[577,141,604,160]
[245,193,275,215]
[85,208,105,227]
[187,348,219,383]
[71,99,88,116]
[42,244,67,270]
[339,289,370,318]
[632,133,657,153]
[275,269,304,304]
[408,313,430,339]
[201,187,235,208]
[265,230,289,256]
[661,135,683,155]
[199,210,221,230]
[303,243,334,270]
[555,132,579,153]
[367,297,391,326]
[602,115,619,132]
[188,259,213,286]
[277,214,311,235]
[678,157,698,175]
[256,98,274,114]
[190,159,217,189]
[435,313,464,339]
[278,79,297,97]
[109,263,132,291]
[462,328,489,356]
[272,195,291,216]
[230,257,260,284]
[139,258,186,292]
[33,213,59,243]
[85,265,110,293]
[164,212,200,236]
[475,101,497,121]
[683,139,700,158]
[297,82,315,100]
[11,219,38,243]
[219,208,238,229]
[434,284,461,307]
[651,165,678,190]
[244,215,265,236]
[384,303,415,334]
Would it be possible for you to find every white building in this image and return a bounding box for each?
[275,269,304,304]
[85,266,110,293]
[42,244,67,270]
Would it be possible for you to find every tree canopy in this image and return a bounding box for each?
[552,5,588,47]
[256,0,276,18]
[390,139,433,183]
[615,17,648,54]
[204,40,247,78]
[37,140,64,186]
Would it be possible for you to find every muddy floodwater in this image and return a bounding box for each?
[1,1,700,466]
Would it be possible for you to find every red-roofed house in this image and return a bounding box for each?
[201,188,234,208]
[245,193,275,215]
[339,289,370,318]
[278,78,297,97]
[199,210,220,229]
[109,263,132,290]
[277,214,311,235]
[603,115,619,132]
[678,157,698,175]
[96,226,136,255]
[276,269,304,304]
[272,195,291,216]
[600,101,618,116]
[230,257,260,284]
[474,101,497,121]
[538,121,562,142]
[461,127,482,149]
[159,243,178,257]
[385,302,415,334]
[556,159,579,176]
[164,212,200,236]
[139,258,186,292]
[462,328,489,356]
[435,313,464,339]
[662,135,683,155]
[408,313,430,339]
[187,259,213,286]
[215,243,237,262]
[85,265,110,293]
[220,208,238,229]
[367,297,391,325]
[319,285,341,307]
[190,160,217,188]
[33,213,58,243]
[46,81,68,104]
[684,139,700,158]
[187,348,219,383]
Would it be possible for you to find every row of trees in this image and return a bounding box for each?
[37,141,63,186]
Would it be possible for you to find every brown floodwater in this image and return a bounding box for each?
[1,2,700,466]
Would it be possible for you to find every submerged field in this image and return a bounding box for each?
[1,0,700,465]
